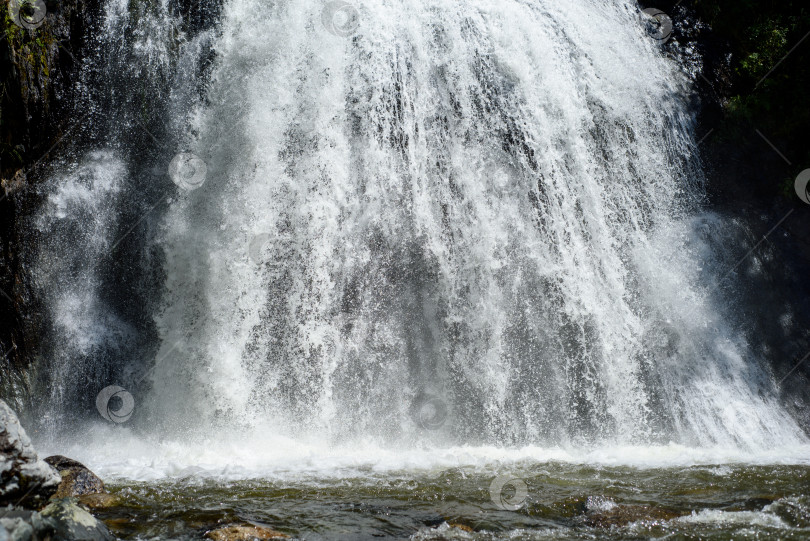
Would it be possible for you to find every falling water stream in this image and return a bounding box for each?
[20,0,810,538]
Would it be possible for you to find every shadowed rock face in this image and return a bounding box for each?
[0,0,100,411]
[0,400,60,507]
[0,0,100,180]
[0,0,223,419]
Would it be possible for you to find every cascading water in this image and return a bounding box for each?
[27,0,217,430]
[28,0,808,468]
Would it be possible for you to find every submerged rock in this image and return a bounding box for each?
[584,503,681,528]
[205,524,289,540]
[0,400,60,507]
[45,456,106,497]
[413,522,477,539]
[77,493,121,509]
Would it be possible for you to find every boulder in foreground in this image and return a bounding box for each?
[45,455,106,498]
[39,498,115,540]
[1,499,114,541]
[0,400,60,507]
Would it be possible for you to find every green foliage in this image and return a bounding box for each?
[1,4,56,174]
[738,21,787,79]
[693,0,810,188]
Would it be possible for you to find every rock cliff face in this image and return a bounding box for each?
[1,0,222,415]
[1,0,101,410]
[1,0,97,177]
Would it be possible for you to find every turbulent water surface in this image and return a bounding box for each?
[84,462,810,540]
[19,0,810,538]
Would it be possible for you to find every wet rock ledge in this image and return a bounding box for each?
[1,399,113,540]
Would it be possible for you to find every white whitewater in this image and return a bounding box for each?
[146,0,805,450]
[31,0,809,473]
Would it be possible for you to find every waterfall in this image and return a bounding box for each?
[29,0,807,457]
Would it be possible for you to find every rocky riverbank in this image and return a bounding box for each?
[1,400,113,540]
[2,399,292,541]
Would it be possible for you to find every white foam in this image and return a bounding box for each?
[140,0,809,450]
[37,425,810,483]
[677,509,790,529]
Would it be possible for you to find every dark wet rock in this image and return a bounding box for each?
[0,170,26,198]
[205,524,289,540]
[1,499,113,541]
[0,0,99,180]
[0,0,104,403]
[0,400,60,507]
[0,507,51,541]
[44,455,106,497]
[766,496,810,528]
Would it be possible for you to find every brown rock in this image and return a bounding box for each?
[44,455,106,497]
[448,522,474,532]
[205,524,289,541]
[78,492,121,509]
[1,169,26,196]
[585,504,681,528]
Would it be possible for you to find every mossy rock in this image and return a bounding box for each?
[39,499,115,541]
